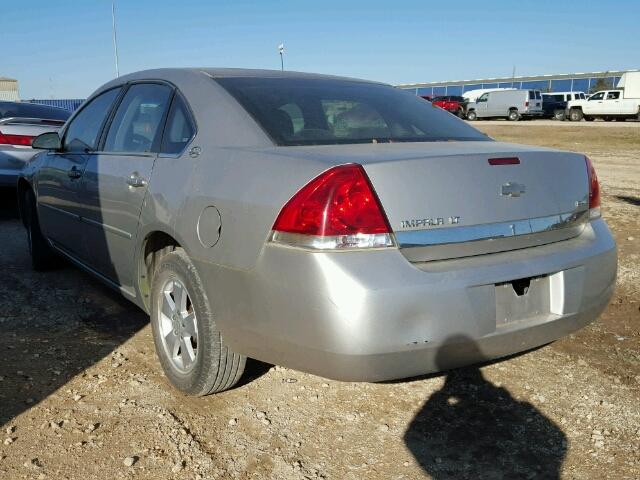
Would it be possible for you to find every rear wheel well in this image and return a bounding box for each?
[16,179,32,227]
[139,231,180,311]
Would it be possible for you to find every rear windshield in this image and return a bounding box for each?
[0,102,71,121]
[215,77,489,146]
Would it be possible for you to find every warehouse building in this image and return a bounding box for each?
[0,77,19,101]
[398,69,639,97]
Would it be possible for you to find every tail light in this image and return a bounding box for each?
[585,156,601,219]
[525,101,529,107]
[0,130,35,146]
[270,164,395,249]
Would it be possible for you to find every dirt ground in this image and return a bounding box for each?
[0,124,638,480]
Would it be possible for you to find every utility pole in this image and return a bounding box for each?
[112,0,120,77]
[278,43,285,71]
[511,65,516,88]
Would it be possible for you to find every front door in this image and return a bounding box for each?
[475,93,489,117]
[36,87,122,256]
[584,91,605,114]
[76,83,173,289]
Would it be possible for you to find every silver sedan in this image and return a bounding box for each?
[18,69,616,395]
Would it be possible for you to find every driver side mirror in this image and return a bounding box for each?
[32,132,62,151]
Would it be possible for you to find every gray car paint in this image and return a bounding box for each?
[19,68,617,381]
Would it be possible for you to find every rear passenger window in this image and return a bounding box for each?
[63,88,122,152]
[160,95,196,154]
[606,91,620,99]
[104,83,173,153]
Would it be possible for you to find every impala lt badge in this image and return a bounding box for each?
[501,182,526,197]
[401,216,460,229]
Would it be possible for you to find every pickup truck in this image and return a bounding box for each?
[542,92,587,121]
[431,95,466,118]
[566,72,640,122]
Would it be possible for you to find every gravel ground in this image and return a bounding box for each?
[0,124,638,479]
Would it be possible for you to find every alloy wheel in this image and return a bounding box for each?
[158,278,198,373]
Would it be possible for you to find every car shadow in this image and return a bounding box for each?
[404,336,567,479]
[0,188,19,220]
[0,215,149,426]
[615,195,640,207]
[0,195,268,428]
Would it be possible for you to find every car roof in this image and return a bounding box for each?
[108,67,384,86]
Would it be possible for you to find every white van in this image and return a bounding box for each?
[466,90,543,121]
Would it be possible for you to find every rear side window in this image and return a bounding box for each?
[160,95,196,154]
[606,91,620,99]
[0,102,71,121]
[63,88,122,152]
[104,83,173,153]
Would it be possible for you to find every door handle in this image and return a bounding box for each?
[67,166,82,179]
[126,173,147,188]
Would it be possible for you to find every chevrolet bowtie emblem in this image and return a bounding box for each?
[501,182,526,197]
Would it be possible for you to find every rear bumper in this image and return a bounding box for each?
[195,219,616,382]
[521,111,544,117]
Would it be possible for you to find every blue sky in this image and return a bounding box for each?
[3,1,638,99]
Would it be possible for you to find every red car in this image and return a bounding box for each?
[430,95,467,118]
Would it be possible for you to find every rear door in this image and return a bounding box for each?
[36,88,122,255]
[604,91,624,114]
[76,82,174,289]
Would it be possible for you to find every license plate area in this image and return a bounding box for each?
[495,275,550,326]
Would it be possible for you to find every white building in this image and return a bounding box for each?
[0,77,19,101]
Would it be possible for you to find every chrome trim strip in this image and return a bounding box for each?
[40,203,132,239]
[40,203,79,220]
[396,210,589,248]
[80,216,132,239]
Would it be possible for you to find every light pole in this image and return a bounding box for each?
[278,43,285,71]
[112,0,120,77]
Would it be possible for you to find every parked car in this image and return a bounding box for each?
[542,92,587,120]
[431,95,467,118]
[19,69,616,395]
[566,73,640,121]
[0,101,70,187]
[466,90,543,121]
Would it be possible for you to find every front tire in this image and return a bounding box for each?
[466,110,477,121]
[569,109,583,121]
[23,189,58,271]
[150,248,246,395]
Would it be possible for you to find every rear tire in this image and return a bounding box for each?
[569,109,583,121]
[456,108,466,119]
[553,109,566,121]
[466,110,477,121]
[150,248,246,395]
[23,189,58,271]
[507,109,519,121]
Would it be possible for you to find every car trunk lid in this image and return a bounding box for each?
[360,144,588,261]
